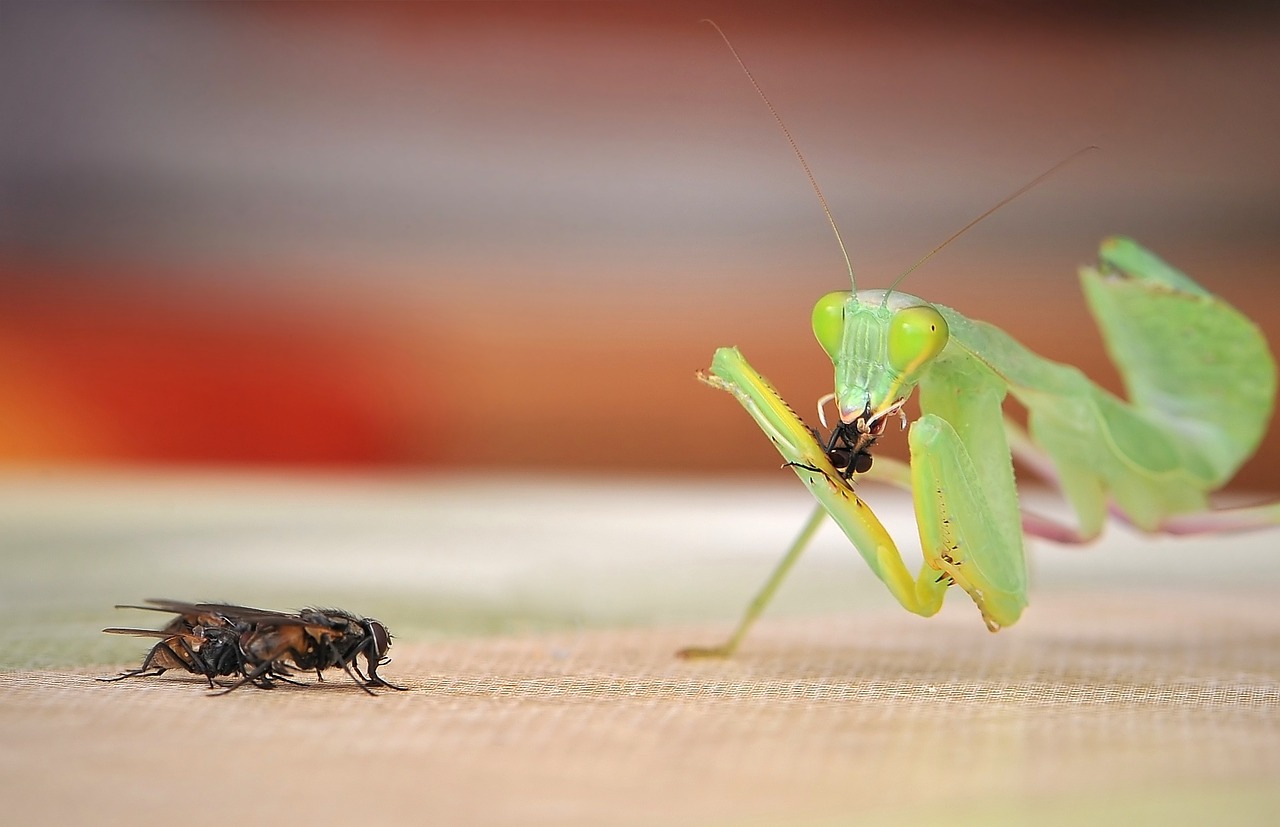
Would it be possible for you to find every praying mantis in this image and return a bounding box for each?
[679,24,1279,658]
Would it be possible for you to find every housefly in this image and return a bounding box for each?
[101,599,405,695]
[100,601,249,688]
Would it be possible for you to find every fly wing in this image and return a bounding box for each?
[138,598,224,615]
[113,600,203,615]
[102,627,198,641]
[188,602,299,623]
[114,599,245,632]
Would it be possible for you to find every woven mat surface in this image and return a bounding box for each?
[6,596,1280,827]
[2,473,1278,825]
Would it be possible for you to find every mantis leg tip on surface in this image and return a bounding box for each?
[675,644,737,660]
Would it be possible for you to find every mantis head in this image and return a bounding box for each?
[811,290,949,435]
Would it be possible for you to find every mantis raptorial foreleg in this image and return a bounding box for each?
[680,344,1026,658]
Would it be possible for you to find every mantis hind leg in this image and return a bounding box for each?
[1005,416,1280,540]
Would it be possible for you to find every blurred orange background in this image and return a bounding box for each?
[3,2,1278,488]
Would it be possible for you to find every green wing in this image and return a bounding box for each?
[939,237,1276,535]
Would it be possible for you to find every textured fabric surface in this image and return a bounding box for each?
[5,593,1280,826]
[2,473,1278,825]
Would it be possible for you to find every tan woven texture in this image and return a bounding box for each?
[6,595,1280,827]
[2,474,1278,825]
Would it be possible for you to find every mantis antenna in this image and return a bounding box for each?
[882,145,1100,299]
[703,19,857,291]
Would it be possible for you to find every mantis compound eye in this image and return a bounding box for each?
[811,291,852,360]
[887,305,949,374]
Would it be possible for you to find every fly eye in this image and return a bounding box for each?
[887,305,948,373]
[811,291,852,360]
[369,622,390,655]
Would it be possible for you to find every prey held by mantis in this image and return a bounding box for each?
[680,23,1279,658]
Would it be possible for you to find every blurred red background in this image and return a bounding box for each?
[2,2,1278,488]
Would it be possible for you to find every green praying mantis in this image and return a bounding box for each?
[679,24,1279,658]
